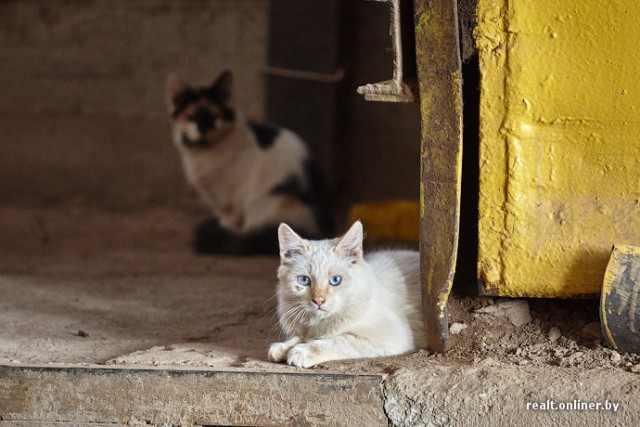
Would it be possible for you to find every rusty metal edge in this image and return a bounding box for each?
[414,0,463,353]
[357,0,419,103]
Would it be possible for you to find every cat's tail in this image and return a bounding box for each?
[193,217,326,255]
[193,217,280,255]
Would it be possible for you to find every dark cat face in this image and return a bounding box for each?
[165,71,236,148]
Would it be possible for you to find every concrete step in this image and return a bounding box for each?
[0,364,386,426]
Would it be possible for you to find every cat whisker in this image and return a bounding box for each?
[261,300,299,326]
[280,305,302,325]
[285,307,308,340]
[264,309,288,339]
[267,303,302,341]
[259,304,280,323]
[267,323,282,341]
[262,294,278,305]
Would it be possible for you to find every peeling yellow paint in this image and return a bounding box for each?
[437,292,449,315]
[451,70,463,121]
[426,261,434,295]
[476,0,640,297]
[420,182,425,219]
[418,88,435,158]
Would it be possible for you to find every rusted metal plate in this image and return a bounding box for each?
[0,364,386,426]
[601,245,640,354]
[414,0,463,352]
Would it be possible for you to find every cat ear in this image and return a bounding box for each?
[278,223,307,262]
[210,70,233,104]
[335,221,364,264]
[165,73,187,111]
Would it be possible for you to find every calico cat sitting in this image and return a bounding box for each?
[165,70,332,254]
[269,221,425,368]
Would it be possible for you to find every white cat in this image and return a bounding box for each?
[268,221,425,368]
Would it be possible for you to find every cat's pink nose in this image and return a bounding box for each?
[312,296,325,308]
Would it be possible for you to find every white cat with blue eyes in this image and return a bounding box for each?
[268,221,425,368]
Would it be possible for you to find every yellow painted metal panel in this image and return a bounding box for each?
[475,0,640,297]
[348,200,419,243]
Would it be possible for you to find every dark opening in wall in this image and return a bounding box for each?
[454,54,481,295]
[266,0,421,226]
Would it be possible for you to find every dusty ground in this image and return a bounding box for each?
[1,203,639,377]
[3,204,640,426]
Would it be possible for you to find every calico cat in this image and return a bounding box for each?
[165,70,332,254]
[268,220,425,368]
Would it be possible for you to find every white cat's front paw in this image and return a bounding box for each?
[287,343,325,368]
[268,342,290,362]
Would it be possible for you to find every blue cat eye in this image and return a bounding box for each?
[329,275,342,286]
[297,275,311,286]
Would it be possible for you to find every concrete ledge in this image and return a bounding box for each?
[0,364,386,426]
[384,361,640,427]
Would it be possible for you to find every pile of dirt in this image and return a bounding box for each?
[314,295,640,376]
[431,295,640,371]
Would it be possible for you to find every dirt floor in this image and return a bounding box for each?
[2,203,639,375]
[2,203,640,426]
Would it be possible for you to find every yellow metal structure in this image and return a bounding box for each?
[414,0,463,351]
[475,0,640,297]
[348,200,419,244]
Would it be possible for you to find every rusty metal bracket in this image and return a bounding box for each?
[356,0,418,102]
[415,0,463,352]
